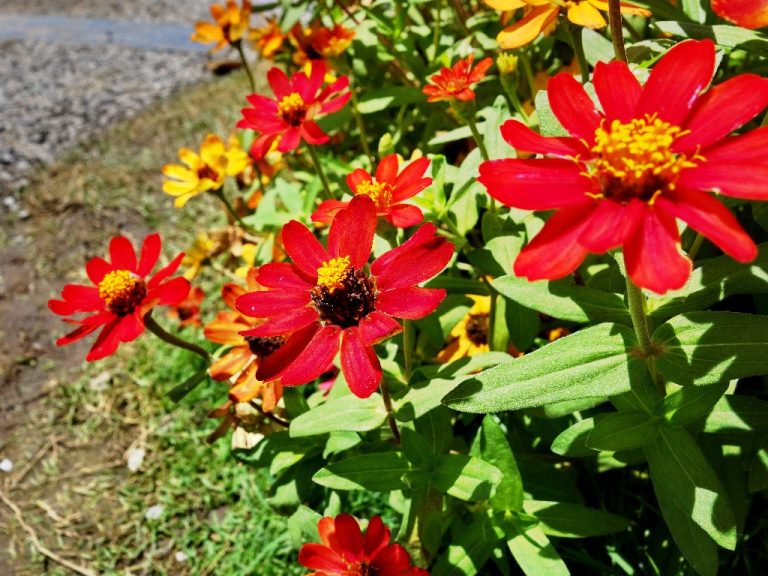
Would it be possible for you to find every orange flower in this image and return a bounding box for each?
[204,268,283,412]
[485,0,649,50]
[252,17,285,59]
[310,24,355,57]
[167,286,205,328]
[422,55,494,103]
[712,0,768,29]
[192,0,252,51]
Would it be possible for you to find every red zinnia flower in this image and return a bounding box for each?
[479,39,768,294]
[236,195,453,398]
[298,514,428,576]
[237,60,351,159]
[422,54,494,103]
[311,154,432,228]
[48,234,189,361]
[712,0,768,30]
[167,285,205,327]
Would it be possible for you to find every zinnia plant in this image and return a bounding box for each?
[479,39,768,293]
[422,54,494,103]
[312,154,432,227]
[235,195,453,398]
[48,234,190,361]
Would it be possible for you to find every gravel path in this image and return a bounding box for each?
[0,0,218,197]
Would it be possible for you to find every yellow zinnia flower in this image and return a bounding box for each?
[162,134,250,208]
[182,233,217,280]
[192,0,252,51]
[252,17,285,59]
[485,0,649,50]
[437,296,492,363]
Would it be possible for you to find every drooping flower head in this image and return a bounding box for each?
[192,0,252,51]
[312,154,432,228]
[422,55,494,103]
[438,295,491,362]
[162,134,250,208]
[204,268,284,412]
[712,0,768,29]
[167,286,205,328]
[485,0,649,50]
[479,40,768,294]
[48,234,189,361]
[236,195,454,398]
[252,17,285,59]
[237,60,351,159]
[298,514,428,576]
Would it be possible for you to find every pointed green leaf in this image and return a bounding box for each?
[700,395,768,433]
[290,394,386,437]
[586,410,660,452]
[433,454,503,501]
[312,452,408,491]
[551,417,598,457]
[523,500,629,538]
[471,416,524,510]
[506,525,569,576]
[662,382,729,427]
[432,514,500,576]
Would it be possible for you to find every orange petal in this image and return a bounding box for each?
[568,1,607,29]
[210,347,252,381]
[712,0,768,29]
[497,5,560,49]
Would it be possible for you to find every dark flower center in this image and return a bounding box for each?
[310,260,376,329]
[244,335,286,357]
[197,164,220,182]
[98,269,147,316]
[278,92,308,126]
[465,313,489,346]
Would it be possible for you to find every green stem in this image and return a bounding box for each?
[403,320,415,382]
[431,0,442,62]
[235,41,256,93]
[144,313,211,363]
[500,75,530,124]
[463,112,495,213]
[568,24,591,84]
[625,277,664,396]
[687,233,705,261]
[350,87,374,165]
[305,144,334,201]
[212,189,255,234]
[607,0,627,62]
[380,378,401,443]
[521,50,538,101]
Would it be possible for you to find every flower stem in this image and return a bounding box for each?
[403,320,415,381]
[350,87,374,165]
[624,276,664,396]
[144,313,211,363]
[305,144,334,201]
[464,113,489,162]
[380,378,401,443]
[687,233,705,261]
[500,75,530,124]
[607,0,628,62]
[568,24,591,84]
[235,41,256,93]
[212,189,256,234]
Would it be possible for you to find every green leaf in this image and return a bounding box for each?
[287,505,323,548]
[534,90,568,137]
[748,443,768,493]
[433,454,503,501]
[648,245,768,321]
[654,21,768,56]
[290,394,387,437]
[167,369,208,402]
[444,323,639,412]
[357,86,426,113]
[480,96,513,160]
[492,275,631,325]
[506,525,569,576]
[471,416,524,511]
[586,410,660,452]
[401,428,436,469]
[312,452,409,491]
[323,431,361,458]
[581,28,614,66]
[523,500,629,538]
[662,382,729,427]
[653,312,768,386]
[644,427,738,552]
[700,395,768,433]
[551,417,598,457]
[432,514,500,576]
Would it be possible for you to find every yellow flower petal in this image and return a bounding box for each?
[588,0,651,17]
[192,22,224,44]
[178,147,201,169]
[200,134,226,167]
[484,0,528,9]
[161,164,196,182]
[567,1,607,28]
[497,5,560,49]
[162,180,198,195]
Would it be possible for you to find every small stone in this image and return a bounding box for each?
[175,551,188,563]
[89,371,111,391]
[126,447,145,472]
[0,459,13,473]
[145,504,164,520]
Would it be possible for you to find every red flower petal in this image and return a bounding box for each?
[676,74,768,153]
[341,328,383,399]
[593,61,642,123]
[371,543,416,573]
[301,121,330,145]
[705,127,768,163]
[320,91,352,115]
[328,195,376,268]
[298,543,346,573]
[678,162,768,200]
[478,158,594,209]
[548,73,602,144]
[394,157,431,191]
[659,189,757,262]
[358,312,402,345]
[256,263,313,290]
[635,39,715,126]
[578,199,644,253]
[153,277,191,306]
[299,59,326,101]
[278,324,342,386]
[712,0,768,29]
[147,252,185,289]
[376,286,446,320]
[240,307,317,337]
[376,154,399,185]
[136,233,161,277]
[86,256,112,284]
[115,312,145,343]
[256,323,319,381]
[311,199,348,225]
[282,220,329,278]
[109,236,137,272]
[48,285,103,316]
[55,311,111,346]
[499,120,590,158]
[346,168,372,193]
[514,204,594,281]
[86,316,123,361]
[236,289,310,317]
[278,126,302,151]
[385,204,424,228]
[371,223,453,291]
[624,209,692,294]
[267,66,291,99]
[364,516,391,559]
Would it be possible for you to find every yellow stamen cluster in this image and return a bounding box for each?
[278,92,307,125]
[98,269,146,315]
[316,256,351,292]
[588,114,702,203]
[355,180,393,210]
